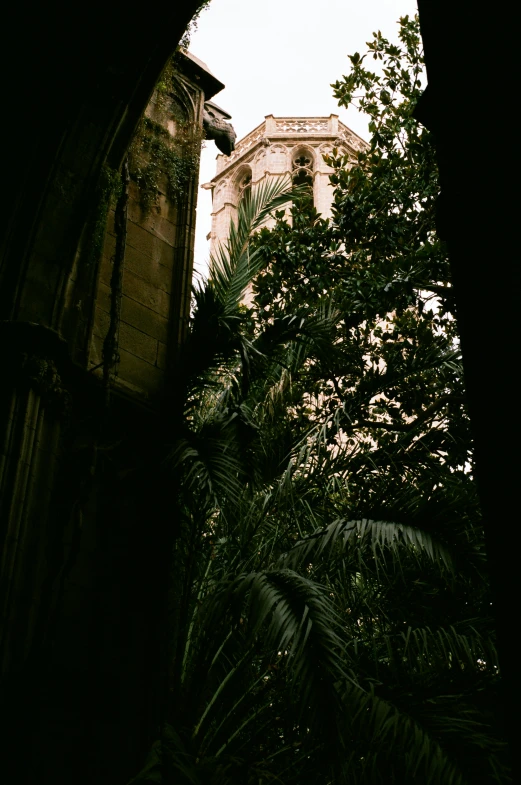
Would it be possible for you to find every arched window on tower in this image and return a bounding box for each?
[292,150,314,209]
[238,170,252,209]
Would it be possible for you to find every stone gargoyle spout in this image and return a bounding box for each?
[203,101,236,156]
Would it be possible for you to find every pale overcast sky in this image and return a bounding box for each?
[190,0,418,275]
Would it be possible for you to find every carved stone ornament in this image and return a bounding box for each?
[319,143,333,155]
[2,322,72,415]
[17,353,71,413]
[203,104,237,156]
[275,118,328,133]
[226,125,266,164]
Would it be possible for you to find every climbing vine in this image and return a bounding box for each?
[128,60,202,216]
[178,0,212,50]
[102,158,129,406]
[83,166,122,268]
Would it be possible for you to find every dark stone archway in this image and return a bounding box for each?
[1,1,203,327]
[0,4,206,784]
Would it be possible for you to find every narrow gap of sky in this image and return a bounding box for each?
[190,0,418,276]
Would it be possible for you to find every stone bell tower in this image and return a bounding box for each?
[204,114,368,252]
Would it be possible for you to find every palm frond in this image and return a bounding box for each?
[385,623,498,677]
[341,681,468,785]
[279,518,454,574]
[209,176,295,316]
[223,569,347,736]
[169,424,243,510]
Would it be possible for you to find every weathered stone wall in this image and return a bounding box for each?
[0,46,229,785]
[85,60,211,403]
[89,171,199,401]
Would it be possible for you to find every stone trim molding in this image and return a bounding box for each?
[214,114,368,176]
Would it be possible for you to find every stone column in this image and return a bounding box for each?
[0,323,71,674]
[329,114,339,134]
[264,114,277,134]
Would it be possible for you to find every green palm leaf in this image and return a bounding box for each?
[280,518,454,574]
[217,569,347,732]
[387,623,498,676]
[208,176,296,316]
[341,681,468,785]
[169,424,243,510]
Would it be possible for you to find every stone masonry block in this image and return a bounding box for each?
[124,245,173,293]
[89,332,103,367]
[122,269,170,317]
[92,305,110,339]
[127,190,179,226]
[96,282,111,313]
[127,215,177,248]
[99,254,112,288]
[156,341,168,370]
[100,244,173,295]
[117,348,164,395]
[118,322,158,365]
[121,296,169,343]
[126,222,175,269]
[102,230,116,261]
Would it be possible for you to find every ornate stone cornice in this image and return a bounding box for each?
[212,115,368,181]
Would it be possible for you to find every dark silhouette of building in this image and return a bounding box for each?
[0,5,234,782]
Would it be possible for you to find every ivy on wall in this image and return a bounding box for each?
[128,59,202,216]
[84,166,122,268]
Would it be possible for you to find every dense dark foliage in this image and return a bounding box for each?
[130,17,510,785]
